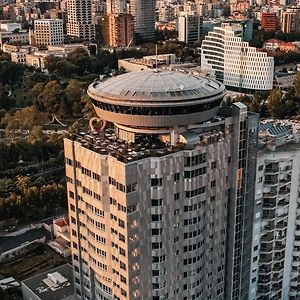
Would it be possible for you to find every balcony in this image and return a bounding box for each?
[277,200,289,207]
[290,280,299,287]
[292,261,300,268]
[295,219,300,226]
[263,192,277,198]
[265,180,278,186]
[262,212,276,220]
[278,188,290,196]
[273,264,284,272]
[260,244,273,253]
[295,230,300,236]
[261,233,274,242]
[293,249,300,256]
[279,177,291,186]
[272,275,283,283]
[273,254,285,262]
[258,285,271,294]
[259,266,272,275]
[262,224,274,233]
[274,243,285,252]
[263,201,276,209]
[259,255,273,264]
[265,167,279,174]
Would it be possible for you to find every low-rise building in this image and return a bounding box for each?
[0,228,49,263]
[118,53,180,71]
[22,264,74,300]
[274,72,296,90]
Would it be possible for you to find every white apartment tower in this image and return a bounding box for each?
[33,19,64,46]
[201,23,274,93]
[178,12,203,46]
[64,70,259,300]
[67,0,95,40]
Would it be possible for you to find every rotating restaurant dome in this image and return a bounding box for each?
[88,70,226,128]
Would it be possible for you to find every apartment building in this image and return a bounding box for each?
[201,23,274,93]
[67,0,95,40]
[32,19,64,46]
[248,120,300,300]
[178,12,203,46]
[64,69,259,300]
[103,14,134,47]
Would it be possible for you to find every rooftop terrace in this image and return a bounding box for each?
[69,127,184,164]
[69,117,227,163]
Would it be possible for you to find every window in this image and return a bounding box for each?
[151,178,162,187]
[174,193,180,201]
[152,214,162,222]
[211,180,216,188]
[151,199,162,206]
[211,161,217,169]
[258,165,263,171]
[152,228,162,235]
[152,242,162,249]
[173,173,180,181]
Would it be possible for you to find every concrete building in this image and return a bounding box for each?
[67,0,95,40]
[106,0,126,14]
[178,12,203,46]
[118,53,179,71]
[281,8,300,33]
[0,27,29,49]
[203,19,253,42]
[22,264,74,300]
[103,13,134,47]
[0,228,49,263]
[201,23,274,93]
[248,120,300,300]
[64,70,259,300]
[261,12,277,32]
[32,19,64,46]
[129,0,156,42]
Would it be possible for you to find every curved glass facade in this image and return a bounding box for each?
[91,98,222,116]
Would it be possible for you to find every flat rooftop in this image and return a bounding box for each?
[68,117,227,163]
[69,127,184,163]
[22,264,74,300]
[0,228,49,254]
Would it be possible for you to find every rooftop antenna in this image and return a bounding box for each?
[155,44,158,72]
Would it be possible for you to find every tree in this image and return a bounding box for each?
[34,80,69,117]
[2,106,48,136]
[295,72,300,97]
[0,61,23,85]
[27,126,47,144]
[0,83,12,110]
[267,89,282,118]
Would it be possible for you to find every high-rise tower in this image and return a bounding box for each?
[66,0,95,40]
[129,0,156,42]
[64,70,258,300]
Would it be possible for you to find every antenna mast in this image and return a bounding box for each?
[155,44,158,72]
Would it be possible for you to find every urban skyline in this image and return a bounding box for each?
[2,0,300,299]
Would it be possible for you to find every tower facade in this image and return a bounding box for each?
[64,70,258,300]
[33,19,64,46]
[178,12,203,46]
[67,0,95,40]
[201,23,274,93]
[129,0,156,42]
[103,13,134,47]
